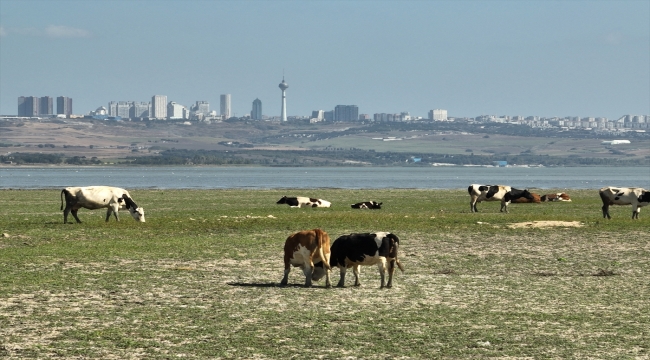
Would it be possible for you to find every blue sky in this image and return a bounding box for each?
[1,0,648,119]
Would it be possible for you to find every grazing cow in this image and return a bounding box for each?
[599,186,650,219]
[468,184,535,213]
[60,186,145,224]
[281,229,332,287]
[541,193,572,202]
[351,201,382,209]
[276,196,331,208]
[512,193,541,203]
[330,232,404,289]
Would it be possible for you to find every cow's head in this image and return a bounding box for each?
[123,195,146,222]
[639,191,650,203]
[276,196,288,205]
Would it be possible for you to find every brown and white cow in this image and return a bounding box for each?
[541,193,572,202]
[599,186,650,219]
[468,184,535,213]
[281,228,332,287]
[351,201,382,209]
[277,196,331,208]
[60,186,145,223]
[512,193,541,203]
[329,232,404,289]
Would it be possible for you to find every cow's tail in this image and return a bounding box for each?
[60,189,67,210]
[315,229,331,270]
[388,233,405,272]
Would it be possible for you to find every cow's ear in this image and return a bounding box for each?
[387,233,399,243]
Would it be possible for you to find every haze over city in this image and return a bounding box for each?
[1,0,648,120]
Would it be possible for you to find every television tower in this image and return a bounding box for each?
[279,76,288,121]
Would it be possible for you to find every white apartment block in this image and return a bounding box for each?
[151,95,167,119]
[429,109,448,121]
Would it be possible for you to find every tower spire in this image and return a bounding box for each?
[279,75,289,121]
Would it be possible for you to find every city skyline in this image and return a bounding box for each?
[1,1,648,119]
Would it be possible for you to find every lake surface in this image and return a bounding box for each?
[1,166,648,190]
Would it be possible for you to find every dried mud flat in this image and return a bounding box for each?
[506,220,584,229]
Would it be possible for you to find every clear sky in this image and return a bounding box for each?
[1,0,648,119]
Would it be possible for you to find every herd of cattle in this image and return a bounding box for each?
[58,185,649,288]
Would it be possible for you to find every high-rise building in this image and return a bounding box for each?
[334,105,359,121]
[131,102,150,118]
[167,102,188,119]
[116,101,131,118]
[429,109,448,121]
[18,96,39,116]
[251,98,262,120]
[57,96,72,116]
[278,78,288,121]
[220,94,231,119]
[151,95,167,119]
[39,96,53,115]
[311,110,324,120]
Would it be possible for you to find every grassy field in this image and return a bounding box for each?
[1,188,649,359]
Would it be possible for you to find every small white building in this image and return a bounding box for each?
[601,140,631,145]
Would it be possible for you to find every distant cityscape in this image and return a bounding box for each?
[9,77,650,133]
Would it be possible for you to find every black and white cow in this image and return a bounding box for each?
[276,196,331,208]
[330,232,404,289]
[599,186,650,219]
[468,184,534,213]
[351,201,382,209]
[60,186,145,223]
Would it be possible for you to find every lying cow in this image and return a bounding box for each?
[60,186,145,223]
[276,196,331,208]
[351,201,382,209]
[512,193,541,203]
[281,228,332,287]
[330,232,404,289]
[541,193,572,202]
[468,184,534,213]
[599,186,650,219]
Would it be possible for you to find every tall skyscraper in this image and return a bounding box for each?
[220,94,231,119]
[279,77,288,121]
[57,96,72,116]
[151,95,167,119]
[251,98,262,120]
[40,96,53,115]
[18,96,39,116]
[334,105,359,121]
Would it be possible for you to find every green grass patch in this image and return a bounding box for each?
[1,189,649,358]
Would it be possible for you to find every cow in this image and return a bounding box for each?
[281,229,332,287]
[599,186,650,219]
[60,186,145,224]
[468,184,535,213]
[541,193,572,202]
[351,201,382,209]
[276,196,331,208]
[329,232,404,289]
[512,193,541,203]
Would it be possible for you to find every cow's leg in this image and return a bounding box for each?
[70,209,82,223]
[501,200,510,213]
[324,268,331,288]
[602,204,611,219]
[63,205,72,223]
[353,265,361,287]
[336,266,347,287]
[386,259,396,289]
[470,198,478,212]
[106,203,120,222]
[377,261,387,288]
[280,258,291,286]
[633,206,640,220]
[302,261,313,287]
